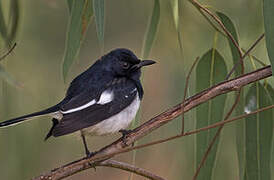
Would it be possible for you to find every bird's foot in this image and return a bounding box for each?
[119,129,133,146]
[85,150,97,158]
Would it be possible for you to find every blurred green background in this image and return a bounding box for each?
[0,0,272,180]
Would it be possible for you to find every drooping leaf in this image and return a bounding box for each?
[263,84,274,179]
[265,83,274,101]
[141,0,160,59]
[8,0,19,44]
[244,83,273,180]
[170,0,179,31]
[67,0,73,13]
[217,12,246,180]
[263,0,274,76]
[0,2,8,43]
[195,49,227,180]
[62,0,93,81]
[93,0,105,51]
[217,12,241,76]
[0,0,20,46]
[0,64,21,88]
[170,0,183,54]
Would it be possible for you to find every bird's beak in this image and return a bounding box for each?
[130,60,156,71]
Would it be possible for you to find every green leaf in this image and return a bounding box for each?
[263,0,274,76]
[93,0,105,51]
[67,0,73,13]
[141,0,160,59]
[0,2,8,43]
[217,12,240,76]
[265,83,274,101]
[0,64,21,88]
[195,49,228,180]
[62,0,93,81]
[265,84,274,177]
[245,83,273,180]
[170,0,179,31]
[217,12,246,180]
[170,0,183,54]
[0,0,20,46]
[8,0,19,44]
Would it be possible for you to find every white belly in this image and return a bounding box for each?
[82,94,140,136]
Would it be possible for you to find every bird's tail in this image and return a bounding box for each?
[0,105,60,128]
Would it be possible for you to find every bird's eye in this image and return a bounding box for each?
[122,62,130,69]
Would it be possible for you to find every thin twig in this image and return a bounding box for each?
[94,102,274,159]
[0,43,17,62]
[189,0,266,78]
[193,4,224,35]
[195,7,266,69]
[98,160,166,180]
[226,34,265,79]
[181,56,199,134]
[241,48,267,67]
[32,65,272,180]
[189,0,242,58]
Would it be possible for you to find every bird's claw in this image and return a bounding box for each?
[119,129,133,146]
[86,151,97,158]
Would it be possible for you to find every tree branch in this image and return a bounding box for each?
[98,160,166,180]
[32,65,272,180]
[127,103,274,151]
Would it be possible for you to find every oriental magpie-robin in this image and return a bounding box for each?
[0,48,155,156]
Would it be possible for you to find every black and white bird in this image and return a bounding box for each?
[0,48,155,156]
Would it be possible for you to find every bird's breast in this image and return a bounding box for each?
[81,93,140,136]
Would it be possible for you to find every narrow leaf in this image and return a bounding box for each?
[170,0,179,31]
[67,0,73,13]
[217,12,246,180]
[170,0,183,54]
[195,49,227,180]
[263,0,274,76]
[0,0,19,46]
[93,0,105,51]
[245,83,273,180]
[0,2,8,43]
[141,0,160,59]
[8,0,20,44]
[62,0,93,81]
[217,12,241,75]
[263,84,274,180]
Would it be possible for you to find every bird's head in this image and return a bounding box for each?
[102,48,155,78]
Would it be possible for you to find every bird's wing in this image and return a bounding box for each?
[63,60,113,102]
[52,78,138,137]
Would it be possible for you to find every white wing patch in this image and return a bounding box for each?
[61,89,114,114]
[82,92,140,136]
[97,90,114,105]
[61,99,96,114]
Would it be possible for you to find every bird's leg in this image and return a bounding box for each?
[81,132,96,158]
[80,132,97,170]
[119,129,133,146]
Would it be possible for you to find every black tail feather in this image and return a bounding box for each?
[0,105,60,128]
[44,118,59,141]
